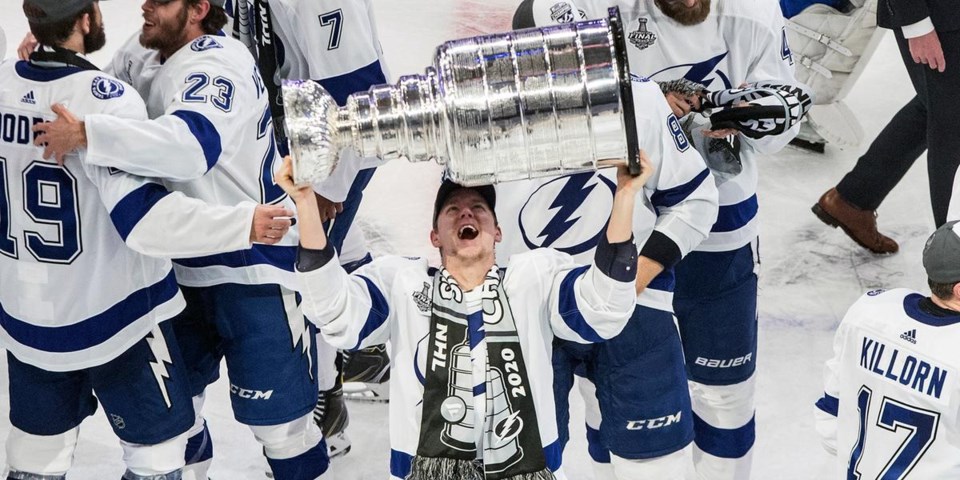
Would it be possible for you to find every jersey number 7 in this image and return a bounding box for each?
[319,9,344,51]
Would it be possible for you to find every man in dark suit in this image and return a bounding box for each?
[813,0,960,253]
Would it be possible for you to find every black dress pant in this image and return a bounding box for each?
[836,28,960,227]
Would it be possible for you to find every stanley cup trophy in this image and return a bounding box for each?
[282,7,640,187]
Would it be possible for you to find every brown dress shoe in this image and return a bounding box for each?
[812,188,899,254]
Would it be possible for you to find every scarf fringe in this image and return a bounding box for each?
[406,456,556,480]
[406,456,483,480]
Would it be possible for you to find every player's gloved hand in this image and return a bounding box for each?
[251,204,295,245]
[18,32,37,61]
[315,193,343,223]
[702,81,813,139]
[658,78,708,117]
[33,104,86,165]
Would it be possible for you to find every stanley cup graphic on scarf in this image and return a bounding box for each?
[407,268,555,480]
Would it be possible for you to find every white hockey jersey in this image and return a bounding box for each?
[0,60,255,371]
[526,0,800,252]
[228,0,390,204]
[84,34,300,290]
[299,249,638,479]
[815,289,960,478]
[495,79,718,313]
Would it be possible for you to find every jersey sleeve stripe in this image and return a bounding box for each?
[0,270,178,353]
[351,275,390,351]
[650,168,710,210]
[390,449,414,479]
[316,59,388,106]
[174,244,296,270]
[711,194,759,233]
[557,265,605,343]
[815,393,839,416]
[171,110,223,171]
[109,182,171,240]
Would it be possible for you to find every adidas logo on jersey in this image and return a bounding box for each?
[21,91,36,105]
[900,329,917,344]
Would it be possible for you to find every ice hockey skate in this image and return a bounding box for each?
[314,386,351,459]
[341,345,391,403]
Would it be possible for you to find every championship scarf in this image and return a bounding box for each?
[407,267,555,480]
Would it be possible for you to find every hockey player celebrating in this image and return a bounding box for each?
[31,0,328,479]
[279,152,653,480]
[815,221,960,478]
[514,1,808,479]
[1,0,295,478]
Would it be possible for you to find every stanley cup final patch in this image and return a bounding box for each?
[629,18,657,50]
[550,2,575,23]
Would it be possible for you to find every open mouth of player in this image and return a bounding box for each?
[458,225,479,240]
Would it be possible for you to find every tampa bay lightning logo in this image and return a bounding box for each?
[519,172,616,255]
[649,52,733,91]
[190,36,223,52]
[90,77,125,100]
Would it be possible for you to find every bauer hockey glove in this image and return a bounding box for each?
[703,81,814,139]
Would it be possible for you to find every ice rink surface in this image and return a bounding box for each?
[0,0,934,478]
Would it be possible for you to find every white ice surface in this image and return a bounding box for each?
[0,1,933,479]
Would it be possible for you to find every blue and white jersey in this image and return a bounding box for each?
[0,60,255,371]
[815,288,960,478]
[528,0,800,252]
[496,79,718,313]
[229,0,390,203]
[299,249,637,480]
[84,34,299,290]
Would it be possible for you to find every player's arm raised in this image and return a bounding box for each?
[635,81,719,294]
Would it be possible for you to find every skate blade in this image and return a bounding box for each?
[342,382,390,403]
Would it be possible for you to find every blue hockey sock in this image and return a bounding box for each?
[265,439,329,480]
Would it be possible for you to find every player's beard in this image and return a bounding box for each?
[655,0,711,26]
[84,15,106,54]
[140,4,190,55]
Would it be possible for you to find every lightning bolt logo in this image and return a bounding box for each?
[538,173,597,248]
[282,287,314,380]
[494,409,524,446]
[146,328,174,409]
[650,51,732,90]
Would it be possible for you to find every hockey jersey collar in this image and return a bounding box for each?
[903,293,960,327]
[15,60,86,82]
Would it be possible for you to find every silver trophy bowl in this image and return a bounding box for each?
[283,7,639,187]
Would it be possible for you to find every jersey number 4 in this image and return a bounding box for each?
[0,158,82,264]
[848,385,940,480]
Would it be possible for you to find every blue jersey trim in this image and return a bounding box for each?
[558,266,605,343]
[903,293,960,326]
[648,268,676,292]
[15,61,84,82]
[815,393,839,417]
[0,270,179,353]
[390,449,413,478]
[651,168,709,210]
[173,244,296,271]
[712,194,759,233]
[585,425,612,463]
[316,60,388,106]
[544,439,564,471]
[170,110,222,172]
[350,275,390,351]
[109,183,171,240]
[692,413,755,459]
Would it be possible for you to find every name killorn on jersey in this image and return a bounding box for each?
[860,336,948,399]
